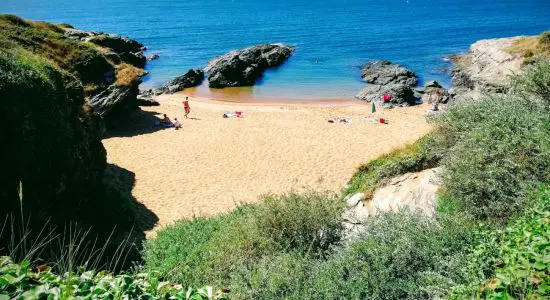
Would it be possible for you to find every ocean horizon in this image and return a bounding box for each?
[2,0,549,100]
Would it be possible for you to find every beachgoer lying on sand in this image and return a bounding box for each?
[173,118,182,130]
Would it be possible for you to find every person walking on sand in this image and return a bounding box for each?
[183,97,191,118]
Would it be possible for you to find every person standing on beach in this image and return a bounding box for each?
[183,97,191,118]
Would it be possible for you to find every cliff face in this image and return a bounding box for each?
[0,15,147,119]
[0,15,151,234]
[449,35,550,99]
[0,49,106,221]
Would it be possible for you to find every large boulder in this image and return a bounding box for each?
[159,69,205,94]
[89,84,140,117]
[204,44,294,88]
[355,60,418,105]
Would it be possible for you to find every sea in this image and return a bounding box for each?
[2,0,549,101]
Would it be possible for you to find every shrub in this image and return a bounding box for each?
[302,211,476,299]
[145,191,345,297]
[511,58,550,103]
[431,86,550,222]
[253,191,345,255]
[452,185,550,299]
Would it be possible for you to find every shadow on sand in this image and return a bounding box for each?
[104,108,171,138]
[103,164,159,233]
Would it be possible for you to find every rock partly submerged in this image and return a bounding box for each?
[138,69,205,103]
[355,60,419,105]
[205,44,294,88]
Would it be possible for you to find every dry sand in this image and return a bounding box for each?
[102,94,432,232]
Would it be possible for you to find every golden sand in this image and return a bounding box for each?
[102,94,432,232]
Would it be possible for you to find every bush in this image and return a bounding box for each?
[296,211,476,299]
[431,79,550,222]
[452,185,550,299]
[144,191,345,298]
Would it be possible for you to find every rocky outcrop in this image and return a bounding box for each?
[158,69,205,94]
[355,60,418,105]
[414,80,451,104]
[88,35,147,68]
[450,37,524,98]
[205,44,294,88]
[343,168,441,240]
[89,84,140,117]
[138,69,205,102]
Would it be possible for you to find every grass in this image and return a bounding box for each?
[115,63,146,86]
[506,32,550,64]
[344,134,440,199]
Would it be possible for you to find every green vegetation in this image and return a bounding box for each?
[1,14,549,298]
[0,256,228,299]
[452,185,550,299]
[344,135,440,198]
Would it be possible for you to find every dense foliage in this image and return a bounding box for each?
[430,60,550,222]
[452,185,550,299]
[0,256,228,299]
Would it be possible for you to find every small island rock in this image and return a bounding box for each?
[205,44,294,88]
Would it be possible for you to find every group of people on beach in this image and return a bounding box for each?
[157,97,191,130]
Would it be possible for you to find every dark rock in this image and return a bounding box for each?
[205,44,294,88]
[355,60,418,104]
[89,84,140,117]
[158,69,205,94]
[424,80,442,89]
[360,60,418,86]
[147,53,160,61]
[88,35,146,67]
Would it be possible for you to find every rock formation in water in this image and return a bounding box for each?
[355,60,418,105]
[138,69,205,103]
[204,44,294,88]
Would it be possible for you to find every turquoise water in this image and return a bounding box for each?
[2,0,549,100]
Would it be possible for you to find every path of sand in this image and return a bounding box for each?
[102,95,432,232]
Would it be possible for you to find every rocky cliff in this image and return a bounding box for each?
[0,15,147,119]
[450,37,525,98]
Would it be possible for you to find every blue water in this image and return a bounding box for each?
[2,0,549,100]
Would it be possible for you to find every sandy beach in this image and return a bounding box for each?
[103,94,432,232]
